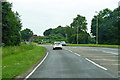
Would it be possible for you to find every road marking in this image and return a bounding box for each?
[92,59,119,61]
[73,47,77,48]
[101,63,120,65]
[74,53,81,56]
[25,52,49,80]
[70,50,72,52]
[102,51,118,55]
[85,58,107,70]
[88,56,117,57]
[64,48,81,57]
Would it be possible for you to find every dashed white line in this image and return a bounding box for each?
[64,48,81,57]
[74,53,81,56]
[85,58,107,70]
[70,50,72,52]
[24,52,49,80]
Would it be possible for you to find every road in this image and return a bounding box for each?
[28,45,119,79]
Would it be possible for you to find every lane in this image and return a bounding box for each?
[29,45,116,78]
[65,46,119,55]
[63,46,119,77]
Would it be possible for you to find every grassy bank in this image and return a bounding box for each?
[2,43,47,78]
[67,44,119,48]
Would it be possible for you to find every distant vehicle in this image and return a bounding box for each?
[53,42,62,50]
[61,41,66,46]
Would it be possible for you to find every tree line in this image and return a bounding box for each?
[43,26,66,40]
[44,7,120,45]
[91,7,120,45]
[2,2,33,46]
[43,15,95,44]
[2,1,120,46]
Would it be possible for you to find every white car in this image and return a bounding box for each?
[53,42,62,50]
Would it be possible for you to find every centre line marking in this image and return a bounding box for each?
[74,53,81,56]
[85,58,107,70]
[70,50,72,52]
[25,52,49,80]
[64,48,81,57]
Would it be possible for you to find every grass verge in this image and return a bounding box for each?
[2,43,47,78]
[67,44,119,48]
[0,48,2,80]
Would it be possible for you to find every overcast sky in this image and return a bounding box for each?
[8,0,118,36]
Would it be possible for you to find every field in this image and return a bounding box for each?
[2,43,46,78]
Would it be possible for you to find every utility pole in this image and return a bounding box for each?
[118,1,120,7]
[77,26,78,44]
[95,11,98,44]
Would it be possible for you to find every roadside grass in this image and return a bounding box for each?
[66,44,119,48]
[0,47,2,80]
[2,43,47,78]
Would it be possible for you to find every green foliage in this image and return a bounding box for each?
[91,7,120,45]
[2,43,46,78]
[67,44,118,48]
[2,2,22,46]
[66,15,90,44]
[21,28,33,41]
[2,43,35,57]
[43,25,66,40]
[43,15,92,44]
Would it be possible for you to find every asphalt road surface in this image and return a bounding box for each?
[28,45,119,78]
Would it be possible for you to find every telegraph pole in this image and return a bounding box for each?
[118,1,120,7]
[95,11,98,44]
[77,26,78,44]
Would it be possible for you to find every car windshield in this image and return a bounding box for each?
[61,41,65,44]
[55,43,60,45]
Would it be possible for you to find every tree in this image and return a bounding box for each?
[21,28,33,41]
[43,28,52,36]
[66,15,89,44]
[65,25,73,43]
[2,2,22,46]
[43,25,66,40]
[91,7,120,45]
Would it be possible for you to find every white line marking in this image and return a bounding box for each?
[88,56,117,57]
[24,52,49,80]
[101,63,120,65]
[85,58,107,70]
[70,50,72,52]
[74,53,81,56]
[64,48,80,56]
[103,51,118,55]
[92,59,119,61]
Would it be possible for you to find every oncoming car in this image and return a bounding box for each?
[53,42,62,50]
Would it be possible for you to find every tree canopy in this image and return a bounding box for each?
[43,15,95,44]
[21,28,33,41]
[2,2,22,46]
[91,7,120,45]
[43,25,66,40]
[66,15,91,44]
